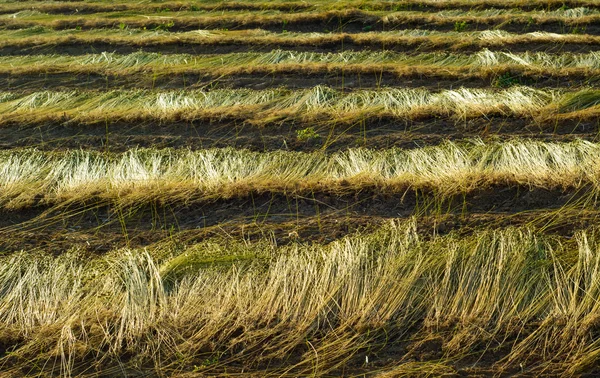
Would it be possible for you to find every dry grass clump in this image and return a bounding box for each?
[0,1,313,15]
[1,139,600,208]
[559,89,600,112]
[0,0,597,15]
[0,6,598,32]
[1,86,590,126]
[2,27,599,54]
[2,220,600,376]
[2,50,600,84]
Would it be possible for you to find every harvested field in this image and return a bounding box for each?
[2,0,600,377]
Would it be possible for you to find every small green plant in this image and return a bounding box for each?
[362,25,373,32]
[194,356,219,370]
[75,25,82,31]
[354,136,366,147]
[391,4,410,11]
[454,21,468,32]
[154,20,175,31]
[190,5,200,11]
[118,22,126,30]
[571,25,586,34]
[282,19,288,33]
[296,127,320,141]
[493,72,521,88]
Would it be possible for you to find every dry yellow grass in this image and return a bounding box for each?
[3,86,598,128]
[0,7,598,32]
[1,50,598,87]
[2,28,599,53]
[0,139,600,208]
[2,220,600,376]
[0,0,598,14]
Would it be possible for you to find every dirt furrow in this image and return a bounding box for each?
[0,116,598,152]
[1,69,597,91]
[0,185,596,254]
[2,39,598,57]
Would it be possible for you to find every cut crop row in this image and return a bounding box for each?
[2,49,599,91]
[4,220,600,376]
[2,0,599,16]
[1,9,599,34]
[1,87,598,127]
[2,140,600,209]
[2,28,599,56]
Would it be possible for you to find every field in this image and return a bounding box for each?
[2,0,600,377]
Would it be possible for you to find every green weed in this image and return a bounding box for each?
[296,127,320,141]
[493,72,521,87]
[154,20,174,32]
[454,21,468,32]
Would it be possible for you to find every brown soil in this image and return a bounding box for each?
[1,117,598,153]
[1,185,595,254]
[2,39,597,57]
[2,317,593,377]
[2,70,597,91]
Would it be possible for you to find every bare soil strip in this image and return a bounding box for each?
[3,38,598,56]
[0,185,595,254]
[1,117,598,152]
[1,68,597,91]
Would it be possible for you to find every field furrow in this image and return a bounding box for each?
[3,206,599,254]
[2,116,599,152]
